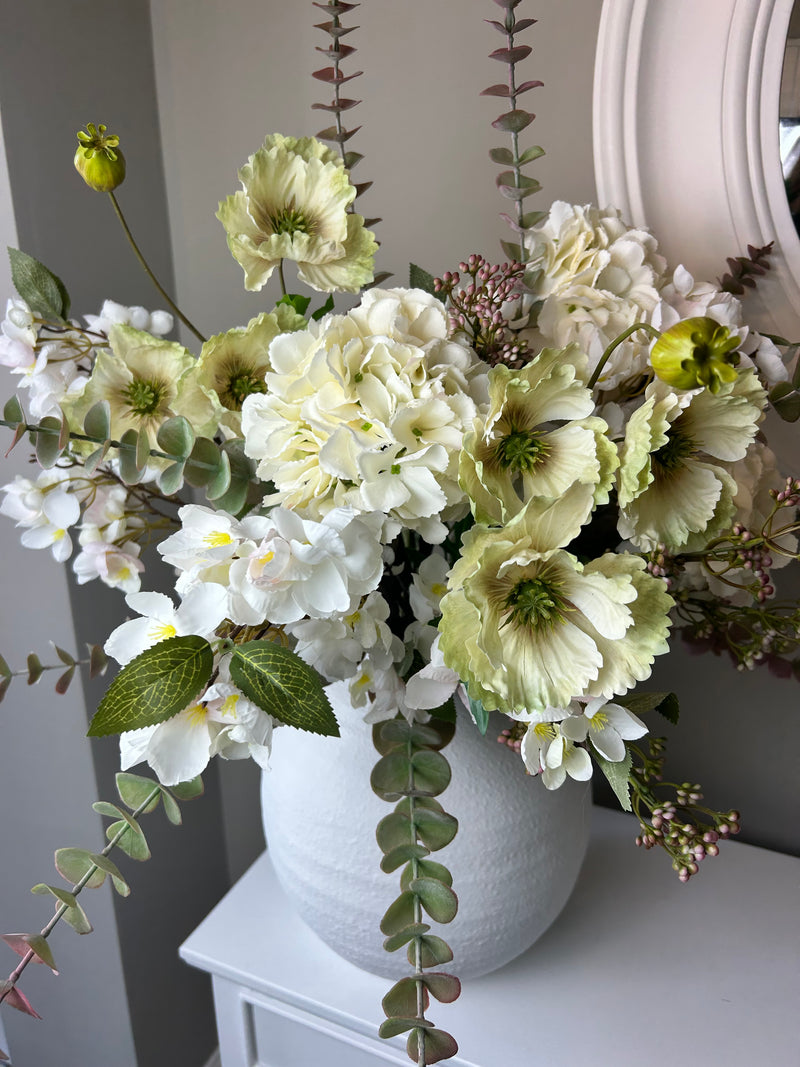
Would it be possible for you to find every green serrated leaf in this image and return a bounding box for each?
[3,396,23,424]
[115,772,161,813]
[617,691,679,723]
[380,842,430,873]
[382,977,429,1020]
[83,400,111,441]
[8,248,70,321]
[87,635,214,737]
[380,891,416,936]
[408,877,458,924]
[168,775,204,801]
[54,848,105,889]
[409,263,444,301]
[407,1027,459,1064]
[411,934,454,968]
[229,640,338,736]
[594,748,633,812]
[156,415,195,459]
[382,923,431,952]
[467,694,490,735]
[106,819,151,861]
[35,416,66,468]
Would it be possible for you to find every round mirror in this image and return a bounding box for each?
[780,1,800,235]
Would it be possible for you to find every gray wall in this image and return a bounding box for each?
[0,3,229,1065]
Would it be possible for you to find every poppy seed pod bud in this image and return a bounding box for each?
[74,123,126,192]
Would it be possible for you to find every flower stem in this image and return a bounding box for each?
[587,322,662,390]
[0,786,161,1007]
[107,192,207,344]
[277,259,287,297]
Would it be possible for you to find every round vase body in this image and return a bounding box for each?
[261,683,592,980]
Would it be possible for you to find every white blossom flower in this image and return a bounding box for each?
[409,550,450,624]
[104,584,229,666]
[19,487,80,562]
[14,344,87,419]
[84,300,173,337]
[521,720,593,790]
[560,696,647,762]
[72,540,144,592]
[227,506,384,625]
[287,591,398,682]
[0,298,37,369]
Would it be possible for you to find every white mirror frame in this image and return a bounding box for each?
[593,0,800,338]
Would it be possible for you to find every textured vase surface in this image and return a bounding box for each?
[261,682,592,980]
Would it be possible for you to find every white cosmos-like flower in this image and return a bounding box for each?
[560,696,647,762]
[158,504,270,576]
[104,584,229,666]
[521,720,593,790]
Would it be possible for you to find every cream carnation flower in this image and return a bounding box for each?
[217,133,377,293]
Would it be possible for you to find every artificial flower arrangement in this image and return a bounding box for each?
[2,2,800,1063]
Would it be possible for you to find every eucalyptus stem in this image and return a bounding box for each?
[587,321,661,390]
[107,192,207,344]
[0,786,161,1007]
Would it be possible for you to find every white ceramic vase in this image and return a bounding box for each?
[260,682,592,980]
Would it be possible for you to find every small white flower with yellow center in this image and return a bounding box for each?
[120,703,215,787]
[158,504,270,575]
[104,584,229,666]
[560,696,647,762]
[409,549,450,624]
[520,719,593,790]
[19,487,80,563]
[72,540,144,593]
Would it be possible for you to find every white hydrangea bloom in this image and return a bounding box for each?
[242,288,487,543]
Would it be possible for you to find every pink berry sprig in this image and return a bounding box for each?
[629,737,740,882]
[434,255,529,368]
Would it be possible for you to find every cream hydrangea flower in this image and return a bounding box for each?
[459,345,617,525]
[62,324,196,444]
[438,509,674,715]
[521,202,667,390]
[242,288,487,543]
[617,373,766,552]
[217,133,377,293]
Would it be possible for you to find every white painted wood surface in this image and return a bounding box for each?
[181,807,799,1066]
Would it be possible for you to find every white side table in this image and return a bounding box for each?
[180,808,799,1066]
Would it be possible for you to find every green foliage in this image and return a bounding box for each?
[34,415,68,468]
[83,400,111,441]
[617,691,679,725]
[409,263,444,301]
[8,247,70,321]
[1,933,58,974]
[372,714,460,1063]
[407,1027,460,1064]
[594,747,633,812]
[3,396,23,424]
[278,292,311,316]
[30,885,92,934]
[87,635,214,737]
[229,640,338,735]
[467,694,490,735]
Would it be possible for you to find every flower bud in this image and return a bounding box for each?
[650,317,740,393]
[74,123,126,192]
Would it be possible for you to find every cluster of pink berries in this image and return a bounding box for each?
[434,255,530,368]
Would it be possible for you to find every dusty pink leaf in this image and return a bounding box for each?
[316,124,361,141]
[489,45,532,64]
[0,981,41,1019]
[312,67,363,84]
[313,20,358,38]
[513,18,538,31]
[492,109,534,133]
[2,934,58,973]
[4,422,26,457]
[312,1,358,12]
[481,83,513,98]
[315,43,357,59]
[311,98,362,112]
[485,19,509,33]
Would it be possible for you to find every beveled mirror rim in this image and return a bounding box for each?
[593,0,800,338]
